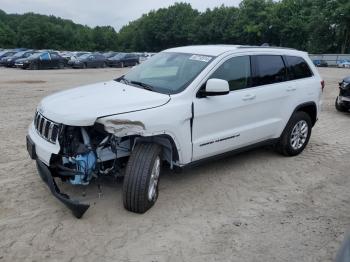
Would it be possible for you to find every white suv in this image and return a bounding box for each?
[26,45,323,218]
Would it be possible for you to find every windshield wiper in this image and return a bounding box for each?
[130,81,154,91]
[116,76,154,92]
[116,75,130,85]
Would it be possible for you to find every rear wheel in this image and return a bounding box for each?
[276,111,312,156]
[123,143,162,213]
[335,97,348,112]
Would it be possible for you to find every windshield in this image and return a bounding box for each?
[79,54,91,59]
[13,51,26,58]
[112,53,125,59]
[105,52,117,58]
[23,52,33,58]
[121,52,213,94]
[28,53,42,59]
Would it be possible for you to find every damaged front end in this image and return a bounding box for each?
[33,121,135,218]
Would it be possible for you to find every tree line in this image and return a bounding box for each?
[0,0,349,53]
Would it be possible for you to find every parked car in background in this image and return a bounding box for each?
[337,60,350,68]
[58,51,74,65]
[67,52,91,67]
[2,50,35,67]
[0,50,17,62]
[335,76,350,112]
[15,51,65,69]
[71,53,107,68]
[106,53,139,67]
[313,59,328,67]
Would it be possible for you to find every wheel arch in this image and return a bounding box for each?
[293,102,318,127]
[134,134,180,168]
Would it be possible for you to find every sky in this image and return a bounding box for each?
[0,0,242,31]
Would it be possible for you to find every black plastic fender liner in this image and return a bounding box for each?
[35,160,90,218]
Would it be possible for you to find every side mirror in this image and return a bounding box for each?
[198,79,230,97]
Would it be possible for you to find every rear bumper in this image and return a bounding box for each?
[35,159,90,218]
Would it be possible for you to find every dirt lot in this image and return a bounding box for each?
[0,67,350,262]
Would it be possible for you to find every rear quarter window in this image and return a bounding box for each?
[285,56,313,80]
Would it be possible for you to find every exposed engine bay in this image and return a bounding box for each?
[52,124,132,186]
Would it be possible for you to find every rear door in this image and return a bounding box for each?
[87,55,95,67]
[39,53,51,68]
[248,54,296,138]
[49,53,60,68]
[284,55,316,107]
[124,54,132,66]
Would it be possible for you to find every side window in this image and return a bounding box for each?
[285,56,313,80]
[209,56,251,91]
[40,53,50,60]
[50,54,59,60]
[252,55,287,86]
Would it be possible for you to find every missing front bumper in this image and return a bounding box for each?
[36,160,90,218]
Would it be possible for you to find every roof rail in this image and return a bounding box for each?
[237,45,297,51]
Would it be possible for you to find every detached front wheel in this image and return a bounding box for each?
[123,143,162,213]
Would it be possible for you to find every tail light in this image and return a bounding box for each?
[321,80,325,92]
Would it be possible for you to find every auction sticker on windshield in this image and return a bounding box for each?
[189,55,212,63]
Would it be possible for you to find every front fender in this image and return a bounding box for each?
[96,100,193,165]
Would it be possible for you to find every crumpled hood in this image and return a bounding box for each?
[38,80,170,126]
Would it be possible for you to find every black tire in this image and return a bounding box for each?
[276,111,312,156]
[123,143,162,213]
[335,97,348,112]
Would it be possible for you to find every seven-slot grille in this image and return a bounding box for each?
[34,112,60,143]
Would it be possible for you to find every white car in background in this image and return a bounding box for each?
[337,60,350,68]
[26,45,323,218]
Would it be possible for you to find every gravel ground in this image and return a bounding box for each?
[0,67,350,262]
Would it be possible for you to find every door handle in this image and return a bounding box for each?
[286,87,297,92]
[242,94,256,101]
